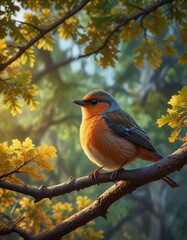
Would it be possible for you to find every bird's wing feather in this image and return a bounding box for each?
[103,111,162,158]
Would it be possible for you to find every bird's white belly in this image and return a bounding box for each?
[82,144,125,171]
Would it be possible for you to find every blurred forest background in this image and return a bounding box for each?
[0,1,187,240]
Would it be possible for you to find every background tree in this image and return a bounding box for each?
[0,0,187,239]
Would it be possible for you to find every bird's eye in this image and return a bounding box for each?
[91,99,99,106]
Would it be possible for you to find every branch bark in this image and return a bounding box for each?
[0,143,186,203]
[0,143,187,239]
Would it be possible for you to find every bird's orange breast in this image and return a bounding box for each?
[80,115,137,170]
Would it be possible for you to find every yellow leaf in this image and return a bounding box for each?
[77,34,89,44]
[111,6,124,15]
[165,45,177,56]
[10,102,23,116]
[179,133,187,142]
[11,139,22,150]
[19,47,35,67]
[148,54,162,69]
[76,196,92,211]
[179,23,187,44]
[37,145,57,158]
[178,52,187,64]
[10,175,24,185]
[11,156,24,167]
[0,39,7,52]
[22,137,35,150]
[168,129,181,143]
[120,21,141,42]
[20,165,37,174]
[34,145,56,171]
[179,86,187,100]
[0,39,9,64]
[157,114,171,127]
[21,166,45,180]
[184,119,187,125]
[41,8,50,16]
[58,15,78,40]
[29,99,40,111]
[0,142,9,160]
[36,159,54,171]
[37,35,54,51]
[27,171,45,180]
[157,86,187,143]
[168,86,187,110]
[134,55,143,68]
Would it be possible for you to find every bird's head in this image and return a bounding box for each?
[73,89,121,119]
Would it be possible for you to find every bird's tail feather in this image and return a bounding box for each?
[153,151,180,188]
[162,176,180,188]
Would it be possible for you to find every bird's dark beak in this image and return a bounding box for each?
[72,99,86,107]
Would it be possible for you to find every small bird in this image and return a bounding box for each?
[73,89,179,188]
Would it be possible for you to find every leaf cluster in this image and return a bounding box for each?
[0,40,39,115]
[0,190,104,239]
[0,136,104,239]
[157,86,187,142]
[0,0,187,115]
[0,137,56,184]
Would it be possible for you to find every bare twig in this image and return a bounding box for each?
[14,20,44,32]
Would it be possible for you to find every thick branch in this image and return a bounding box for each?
[32,57,75,83]
[0,143,186,203]
[0,143,186,239]
[33,144,187,240]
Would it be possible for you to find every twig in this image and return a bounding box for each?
[14,20,44,33]
[0,156,36,180]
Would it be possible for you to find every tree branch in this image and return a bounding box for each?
[0,143,186,203]
[0,143,186,239]
[33,0,175,82]
[0,0,174,73]
[77,0,175,59]
[32,57,75,83]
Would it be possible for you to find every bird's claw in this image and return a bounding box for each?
[89,166,104,185]
[111,168,124,182]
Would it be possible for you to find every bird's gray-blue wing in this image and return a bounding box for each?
[103,111,162,159]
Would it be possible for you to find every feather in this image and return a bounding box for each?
[103,111,163,159]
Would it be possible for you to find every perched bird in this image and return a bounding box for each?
[73,89,179,188]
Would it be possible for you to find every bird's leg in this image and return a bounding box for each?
[89,166,104,184]
[111,167,125,182]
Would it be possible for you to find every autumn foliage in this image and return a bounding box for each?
[0,0,187,239]
[157,86,187,142]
